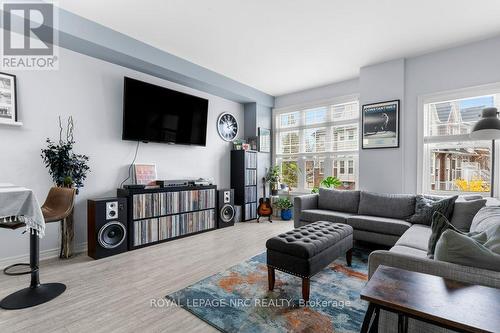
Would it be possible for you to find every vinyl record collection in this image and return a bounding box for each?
[245,152,257,168]
[133,210,216,246]
[159,210,215,240]
[132,189,216,219]
[133,218,159,246]
[244,186,257,203]
[244,202,257,220]
[245,169,257,186]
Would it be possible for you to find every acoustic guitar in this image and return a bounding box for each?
[257,177,273,223]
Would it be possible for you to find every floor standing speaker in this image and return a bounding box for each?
[87,197,128,259]
[217,189,235,228]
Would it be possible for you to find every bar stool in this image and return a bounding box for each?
[41,187,76,258]
[0,187,75,310]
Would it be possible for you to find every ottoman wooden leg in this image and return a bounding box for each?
[346,248,353,267]
[267,266,275,291]
[302,277,310,302]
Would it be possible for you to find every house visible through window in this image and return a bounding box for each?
[422,93,499,195]
[274,98,359,192]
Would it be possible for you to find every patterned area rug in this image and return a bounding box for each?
[167,248,370,333]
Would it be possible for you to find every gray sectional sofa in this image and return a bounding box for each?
[294,189,417,246]
[294,188,500,333]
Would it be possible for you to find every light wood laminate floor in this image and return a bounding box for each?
[0,220,293,333]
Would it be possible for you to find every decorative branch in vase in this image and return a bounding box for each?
[41,116,90,258]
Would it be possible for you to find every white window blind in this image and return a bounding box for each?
[274,99,359,192]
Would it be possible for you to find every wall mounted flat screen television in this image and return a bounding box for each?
[122,77,209,146]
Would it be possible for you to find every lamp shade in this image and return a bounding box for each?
[470,107,500,140]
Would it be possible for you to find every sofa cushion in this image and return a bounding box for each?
[435,228,500,272]
[395,224,432,251]
[428,212,462,259]
[318,188,360,213]
[346,215,412,236]
[451,199,487,232]
[407,195,458,225]
[470,206,500,233]
[389,245,428,258]
[300,209,354,224]
[357,191,416,219]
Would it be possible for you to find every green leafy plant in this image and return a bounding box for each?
[311,176,342,194]
[281,161,301,190]
[265,165,281,191]
[275,197,293,210]
[41,116,90,194]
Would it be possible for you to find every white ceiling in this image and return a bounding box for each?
[59,0,500,96]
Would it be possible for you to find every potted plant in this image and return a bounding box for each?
[311,176,342,194]
[41,116,90,258]
[276,197,293,221]
[265,165,281,195]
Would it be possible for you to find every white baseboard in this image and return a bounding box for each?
[0,242,87,269]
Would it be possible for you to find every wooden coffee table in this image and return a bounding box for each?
[360,265,500,333]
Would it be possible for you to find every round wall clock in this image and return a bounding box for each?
[217,112,239,142]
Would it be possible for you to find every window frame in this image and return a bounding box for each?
[273,94,360,194]
[417,83,500,197]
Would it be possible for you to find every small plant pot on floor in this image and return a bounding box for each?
[280,209,292,221]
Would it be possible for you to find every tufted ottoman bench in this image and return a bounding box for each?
[266,221,353,302]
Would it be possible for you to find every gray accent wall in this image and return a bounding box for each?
[0,48,244,263]
[0,6,274,108]
[244,103,272,198]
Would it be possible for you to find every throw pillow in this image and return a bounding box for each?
[427,211,462,259]
[407,195,458,225]
[470,206,500,233]
[450,199,487,232]
[318,188,360,213]
[434,227,500,272]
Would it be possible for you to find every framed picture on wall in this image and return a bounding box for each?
[0,73,17,124]
[247,137,258,151]
[362,100,400,149]
[258,127,271,153]
[133,163,157,185]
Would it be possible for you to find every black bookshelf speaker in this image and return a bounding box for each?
[217,189,235,228]
[87,197,128,259]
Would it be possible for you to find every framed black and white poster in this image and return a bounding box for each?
[258,127,271,153]
[362,100,399,149]
[0,73,17,124]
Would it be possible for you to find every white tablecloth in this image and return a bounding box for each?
[0,184,45,238]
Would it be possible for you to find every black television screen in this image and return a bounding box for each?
[122,77,209,146]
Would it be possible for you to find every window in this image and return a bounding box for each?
[281,160,299,189]
[422,93,499,195]
[332,155,357,190]
[275,99,359,192]
[279,131,299,154]
[305,159,325,189]
[304,128,326,152]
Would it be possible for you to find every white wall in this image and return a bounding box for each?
[274,35,500,195]
[274,78,359,109]
[0,47,244,262]
[359,59,405,193]
[403,36,500,193]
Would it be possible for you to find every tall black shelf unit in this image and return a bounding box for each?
[231,150,258,221]
[117,185,217,250]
